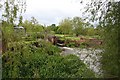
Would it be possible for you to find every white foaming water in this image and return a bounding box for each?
[59,47,103,77]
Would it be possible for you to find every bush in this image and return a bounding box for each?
[79,42,89,48]
[66,42,76,47]
[2,40,95,78]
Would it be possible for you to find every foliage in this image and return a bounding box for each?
[1,0,103,78]
[47,24,58,34]
[82,0,120,78]
[100,1,120,77]
[72,17,84,36]
[2,0,26,24]
[22,19,44,33]
[66,42,76,48]
[18,16,23,26]
[1,0,26,53]
[56,17,97,37]
[2,40,95,78]
[31,17,38,25]
[85,27,95,36]
[94,26,104,36]
[57,18,73,34]
[1,22,26,52]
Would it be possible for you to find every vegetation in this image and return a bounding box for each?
[1,20,96,78]
[1,0,119,79]
[1,0,96,78]
[2,40,95,78]
[82,0,120,78]
[101,2,120,77]
[57,18,73,35]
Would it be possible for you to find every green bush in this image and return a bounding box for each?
[79,42,89,48]
[2,40,95,78]
[66,42,76,47]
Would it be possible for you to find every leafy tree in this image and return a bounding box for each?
[94,26,104,36]
[22,19,43,33]
[22,20,33,32]
[1,0,26,53]
[85,27,95,36]
[100,1,120,77]
[31,17,38,25]
[82,0,120,78]
[2,0,26,24]
[72,17,84,36]
[18,16,23,26]
[71,17,95,36]
[47,24,58,34]
[57,18,73,35]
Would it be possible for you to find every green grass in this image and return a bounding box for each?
[55,34,65,37]
[65,36,80,40]
[55,34,101,41]
[55,34,80,40]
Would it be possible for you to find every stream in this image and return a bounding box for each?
[59,47,103,76]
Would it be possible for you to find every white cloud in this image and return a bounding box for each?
[23,0,85,25]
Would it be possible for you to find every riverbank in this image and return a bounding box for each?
[53,34,103,48]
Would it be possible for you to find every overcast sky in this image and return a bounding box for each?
[23,0,88,26]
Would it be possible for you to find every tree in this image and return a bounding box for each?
[82,0,120,78]
[57,18,73,35]
[31,17,38,25]
[72,17,86,36]
[18,16,23,26]
[46,24,58,33]
[100,2,120,77]
[94,25,104,36]
[51,24,58,33]
[1,0,26,53]
[2,0,26,24]
[85,27,95,36]
[22,19,43,33]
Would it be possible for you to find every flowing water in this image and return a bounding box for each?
[59,47,103,77]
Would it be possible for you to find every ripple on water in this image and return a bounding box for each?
[59,47,103,76]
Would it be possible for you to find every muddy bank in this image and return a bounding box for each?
[47,35,103,48]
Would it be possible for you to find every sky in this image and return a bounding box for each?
[23,0,87,26]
